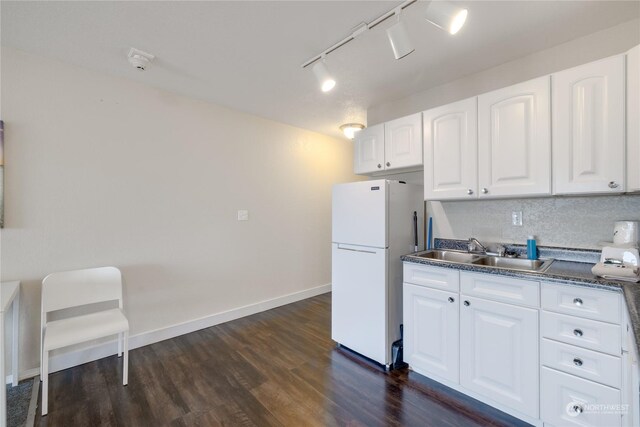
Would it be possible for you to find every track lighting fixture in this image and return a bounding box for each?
[312,58,336,92]
[425,1,468,35]
[301,0,470,94]
[340,123,365,140]
[386,9,414,60]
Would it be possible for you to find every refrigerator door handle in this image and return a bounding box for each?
[336,244,377,254]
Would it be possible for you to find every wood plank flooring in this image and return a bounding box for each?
[36,293,530,426]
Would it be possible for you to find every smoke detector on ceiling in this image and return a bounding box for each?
[127,47,155,71]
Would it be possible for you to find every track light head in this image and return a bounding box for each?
[386,18,414,60]
[425,1,468,35]
[312,60,336,92]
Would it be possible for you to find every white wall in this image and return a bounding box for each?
[369,19,640,249]
[368,19,640,125]
[0,47,359,376]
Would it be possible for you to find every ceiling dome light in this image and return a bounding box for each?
[340,123,365,140]
[312,60,336,92]
[386,10,414,60]
[425,1,468,35]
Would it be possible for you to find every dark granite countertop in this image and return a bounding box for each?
[401,239,640,355]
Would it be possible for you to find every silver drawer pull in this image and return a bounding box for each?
[573,329,584,337]
[573,298,583,306]
[448,297,455,303]
[573,404,584,414]
[573,357,583,367]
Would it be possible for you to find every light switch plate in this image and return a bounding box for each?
[237,210,249,221]
[512,211,523,226]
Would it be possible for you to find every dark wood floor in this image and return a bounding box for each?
[36,293,529,426]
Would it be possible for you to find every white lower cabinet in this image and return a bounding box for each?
[460,295,539,418]
[539,283,627,427]
[402,263,636,426]
[403,283,459,383]
[541,367,622,427]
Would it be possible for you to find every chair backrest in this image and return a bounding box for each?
[41,266,123,315]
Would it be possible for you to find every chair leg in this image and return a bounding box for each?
[123,331,129,386]
[42,351,49,416]
[118,332,123,357]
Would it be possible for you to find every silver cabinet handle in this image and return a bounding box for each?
[448,297,455,303]
[573,357,583,367]
[377,164,382,169]
[573,329,583,337]
[467,189,473,195]
[481,188,488,194]
[573,298,583,306]
[386,162,391,167]
[608,181,619,189]
[463,300,470,307]
[572,404,584,414]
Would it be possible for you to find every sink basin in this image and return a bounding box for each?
[417,250,482,264]
[414,250,554,273]
[471,256,554,272]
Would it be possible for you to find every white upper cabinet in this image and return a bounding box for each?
[478,77,551,198]
[384,113,423,170]
[353,114,422,175]
[423,97,478,200]
[627,45,640,192]
[553,55,626,195]
[353,123,385,175]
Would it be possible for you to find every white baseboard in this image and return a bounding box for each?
[5,368,41,384]
[17,283,331,379]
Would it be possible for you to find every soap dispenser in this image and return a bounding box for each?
[527,236,538,260]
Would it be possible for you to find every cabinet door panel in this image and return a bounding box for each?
[385,113,422,170]
[627,45,640,192]
[553,55,625,194]
[354,124,385,174]
[460,296,539,418]
[478,76,551,197]
[541,367,621,427]
[403,284,459,383]
[423,97,478,200]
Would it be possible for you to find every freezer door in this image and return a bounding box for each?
[332,180,387,248]
[331,243,388,365]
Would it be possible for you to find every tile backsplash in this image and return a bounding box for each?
[427,194,640,249]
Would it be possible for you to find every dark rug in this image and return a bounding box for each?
[7,378,35,427]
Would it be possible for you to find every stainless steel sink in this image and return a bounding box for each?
[416,250,482,263]
[414,250,554,273]
[471,256,554,272]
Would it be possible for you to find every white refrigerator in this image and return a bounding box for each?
[331,179,423,366]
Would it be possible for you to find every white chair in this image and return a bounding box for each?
[40,266,129,416]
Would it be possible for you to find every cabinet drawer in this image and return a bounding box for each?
[541,283,622,324]
[541,339,621,389]
[541,311,621,356]
[541,367,621,427]
[460,272,539,307]
[403,263,460,292]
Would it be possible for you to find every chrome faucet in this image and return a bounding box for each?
[468,237,488,254]
[468,237,506,257]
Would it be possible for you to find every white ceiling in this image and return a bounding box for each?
[2,1,639,139]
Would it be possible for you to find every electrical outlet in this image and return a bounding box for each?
[512,211,523,226]
[237,210,249,221]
